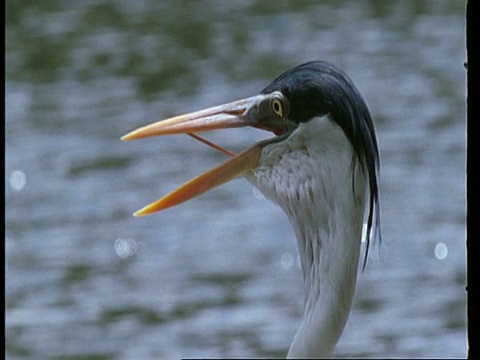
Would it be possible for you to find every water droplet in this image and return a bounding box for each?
[280,252,293,270]
[114,238,138,259]
[9,170,26,191]
[434,242,448,260]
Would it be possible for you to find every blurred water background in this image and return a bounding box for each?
[6,1,467,358]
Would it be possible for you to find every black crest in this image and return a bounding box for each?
[261,61,381,267]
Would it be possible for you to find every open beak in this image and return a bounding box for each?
[122,94,287,216]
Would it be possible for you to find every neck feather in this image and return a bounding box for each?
[247,116,368,358]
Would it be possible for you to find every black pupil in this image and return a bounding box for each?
[274,101,281,113]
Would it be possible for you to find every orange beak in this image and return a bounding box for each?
[122,94,288,216]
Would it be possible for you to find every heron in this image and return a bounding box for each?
[122,60,381,358]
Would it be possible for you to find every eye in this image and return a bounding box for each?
[271,96,284,117]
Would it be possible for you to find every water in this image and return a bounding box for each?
[6,1,466,358]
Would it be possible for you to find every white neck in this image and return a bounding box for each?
[246,115,367,358]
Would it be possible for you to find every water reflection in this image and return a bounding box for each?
[9,170,27,191]
[114,238,138,259]
[434,242,448,261]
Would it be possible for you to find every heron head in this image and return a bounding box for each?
[122,60,380,247]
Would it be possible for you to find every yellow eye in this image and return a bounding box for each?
[271,97,284,117]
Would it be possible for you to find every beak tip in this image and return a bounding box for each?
[133,203,160,216]
[133,209,146,217]
[121,133,135,141]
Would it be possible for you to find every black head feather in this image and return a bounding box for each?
[261,61,381,268]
